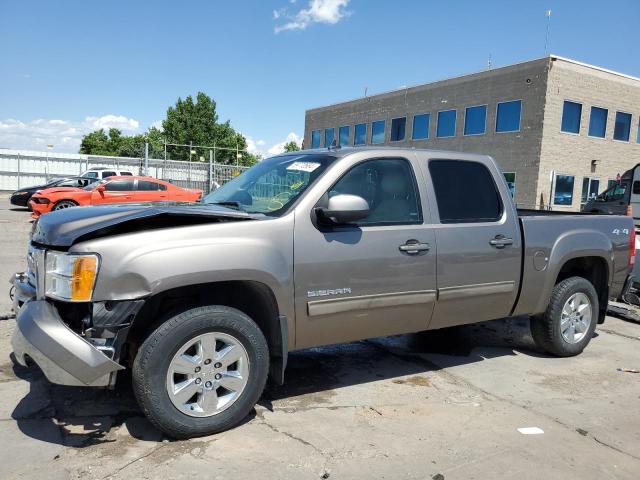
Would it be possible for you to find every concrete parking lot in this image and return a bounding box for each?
[1,193,639,479]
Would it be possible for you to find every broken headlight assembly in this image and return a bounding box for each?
[45,251,100,302]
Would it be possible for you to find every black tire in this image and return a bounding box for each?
[52,200,78,211]
[132,305,269,439]
[530,276,598,357]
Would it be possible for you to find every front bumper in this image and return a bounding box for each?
[10,193,30,207]
[12,300,124,386]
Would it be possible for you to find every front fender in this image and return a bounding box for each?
[72,217,295,321]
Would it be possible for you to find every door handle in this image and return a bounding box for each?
[489,235,513,249]
[399,240,430,254]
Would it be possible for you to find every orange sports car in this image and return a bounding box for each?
[30,176,202,218]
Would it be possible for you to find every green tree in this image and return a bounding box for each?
[283,140,300,152]
[79,92,259,166]
[79,128,123,156]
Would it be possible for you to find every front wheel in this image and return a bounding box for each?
[53,200,78,211]
[530,276,598,357]
[132,305,269,439]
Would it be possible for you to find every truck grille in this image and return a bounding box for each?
[26,244,45,296]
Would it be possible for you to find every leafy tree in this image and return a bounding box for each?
[283,140,300,152]
[79,92,258,166]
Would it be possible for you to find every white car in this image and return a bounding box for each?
[81,167,134,180]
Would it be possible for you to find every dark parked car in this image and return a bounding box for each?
[10,177,91,209]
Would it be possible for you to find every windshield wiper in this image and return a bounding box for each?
[208,201,245,211]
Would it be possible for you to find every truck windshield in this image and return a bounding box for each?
[203,154,337,216]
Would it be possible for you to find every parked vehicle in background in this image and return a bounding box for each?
[81,167,134,180]
[11,148,634,438]
[10,177,91,209]
[582,165,640,228]
[29,176,202,217]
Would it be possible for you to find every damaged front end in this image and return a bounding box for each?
[12,245,142,388]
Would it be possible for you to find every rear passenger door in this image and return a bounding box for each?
[422,157,522,329]
[134,179,168,202]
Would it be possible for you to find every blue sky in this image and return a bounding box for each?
[1,0,639,155]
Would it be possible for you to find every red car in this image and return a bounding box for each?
[30,176,202,218]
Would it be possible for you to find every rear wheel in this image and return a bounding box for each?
[530,276,598,356]
[132,305,269,439]
[52,200,78,211]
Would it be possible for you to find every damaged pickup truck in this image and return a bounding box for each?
[11,147,635,438]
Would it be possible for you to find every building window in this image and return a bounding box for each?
[311,130,321,148]
[354,123,366,145]
[371,120,385,144]
[503,172,516,197]
[554,174,575,206]
[436,110,456,138]
[464,105,487,135]
[339,125,350,146]
[581,177,600,204]
[561,100,582,134]
[325,128,335,147]
[496,100,522,133]
[412,113,430,140]
[429,159,503,223]
[588,107,608,138]
[614,112,632,141]
[638,119,640,143]
[390,117,406,142]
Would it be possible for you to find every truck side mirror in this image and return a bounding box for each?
[317,194,370,224]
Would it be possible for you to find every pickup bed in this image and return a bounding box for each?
[11,147,635,438]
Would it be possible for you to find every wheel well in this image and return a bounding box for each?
[125,280,285,382]
[556,256,608,322]
[54,199,79,207]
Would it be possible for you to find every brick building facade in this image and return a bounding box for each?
[303,56,640,210]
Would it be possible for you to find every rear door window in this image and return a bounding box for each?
[120,171,133,176]
[429,159,503,223]
[137,180,166,191]
[102,171,117,178]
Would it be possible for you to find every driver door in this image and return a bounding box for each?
[293,156,437,349]
[91,179,135,204]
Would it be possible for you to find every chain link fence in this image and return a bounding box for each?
[0,149,249,195]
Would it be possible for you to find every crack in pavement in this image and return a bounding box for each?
[363,339,640,463]
[598,327,640,341]
[100,443,168,479]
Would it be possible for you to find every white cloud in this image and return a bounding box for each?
[86,114,139,131]
[267,132,302,155]
[0,114,141,153]
[274,0,350,33]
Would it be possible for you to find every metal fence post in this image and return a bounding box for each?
[17,153,21,189]
[144,142,149,176]
[208,150,213,194]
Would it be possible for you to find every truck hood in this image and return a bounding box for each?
[31,202,253,247]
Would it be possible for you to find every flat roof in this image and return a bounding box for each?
[307,55,640,113]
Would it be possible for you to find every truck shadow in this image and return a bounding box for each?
[10,316,544,446]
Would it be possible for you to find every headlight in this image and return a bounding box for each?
[15,191,28,195]
[45,251,99,301]
[33,197,50,204]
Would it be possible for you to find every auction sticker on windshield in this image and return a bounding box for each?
[286,162,321,173]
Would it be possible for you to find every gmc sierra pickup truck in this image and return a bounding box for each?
[11,147,635,438]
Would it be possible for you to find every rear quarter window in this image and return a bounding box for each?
[429,159,503,223]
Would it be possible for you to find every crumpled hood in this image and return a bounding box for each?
[31,202,253,247]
